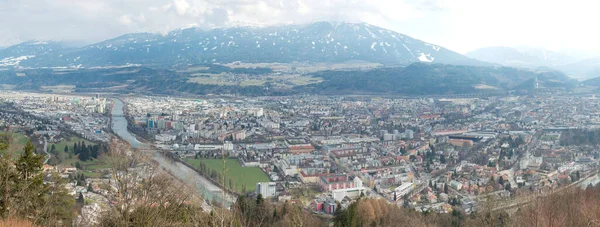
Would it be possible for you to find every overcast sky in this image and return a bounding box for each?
[0,0,597,54]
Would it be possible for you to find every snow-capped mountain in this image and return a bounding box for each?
[466,46,577,68]
[2,22,485,68]
[0,41,69,67]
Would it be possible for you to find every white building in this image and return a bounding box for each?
[155,134,176,142]
[395,182,415,198]
[256,182,276,198]
[405,129,414,139]
[276,160,298,176]
[558,162,583,173]
[223,141,234,151]
[332,177,366,202]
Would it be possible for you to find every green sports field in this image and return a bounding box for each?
[184,158,270,193]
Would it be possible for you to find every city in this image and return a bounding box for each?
[2,88,600,224]
[2,1,600,226]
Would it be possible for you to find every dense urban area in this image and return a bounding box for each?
[1,88,600,226]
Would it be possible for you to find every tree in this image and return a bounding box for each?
[64,145,69,153]
[79,147,90,162]
[444,184,449,194]
[37,173,75,226]
[50,144,56,154]
[357,199,376,226]
[256,194,264,206]
[440,155,447,164]
[77,192,85,205]
[75,162,82,169]
[0,150,17,218]
[14,141,45,217]
[498,176,505,185]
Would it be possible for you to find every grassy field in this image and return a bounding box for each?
[49,137,109,170]
[0,132,29,158]
[184,158,270,193]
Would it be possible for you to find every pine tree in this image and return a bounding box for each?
[79,147,90,162]
[90,145,99,159]
[256,193,264,205]
[64,145,69,153]
[14,141,45,217]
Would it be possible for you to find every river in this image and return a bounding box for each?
[111,98,235,207]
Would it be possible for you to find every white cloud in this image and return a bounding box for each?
[119,15,134,26]
[1,0,600,56]
[173,0,190,16]
[297,0,310,14]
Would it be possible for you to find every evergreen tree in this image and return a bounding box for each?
[79,148,90,162]
[77,192,85,204]
[64,145,69,153]
[73,142,78,155]
[0,152,17,217]
[14,141,45,217]
[256,193,264,205]
[90,145,99,159]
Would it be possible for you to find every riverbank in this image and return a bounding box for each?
[109,98,236,207]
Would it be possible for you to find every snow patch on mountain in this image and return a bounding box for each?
[0,55,35,67]
[418,53,435,62]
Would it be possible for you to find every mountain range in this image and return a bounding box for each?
[467,46,600,80]
[0,22,487,68]
[0,21,582,96]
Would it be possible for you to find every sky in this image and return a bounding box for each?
[0,0,598,54]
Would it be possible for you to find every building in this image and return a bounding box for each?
[449,180,463,191]
[256,182,277,198]
[231,130,246,141]
[320,174,357,192]
[155,134,176,142]
[395,182,415,198]
[405,129,414,139]
[331,177,366,201]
